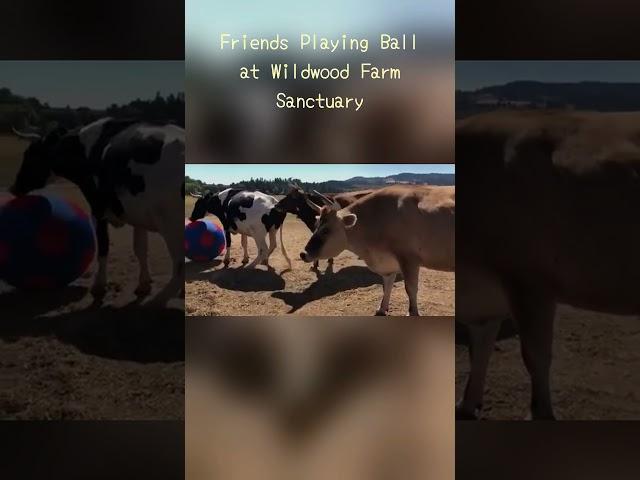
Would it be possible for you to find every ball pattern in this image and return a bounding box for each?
[0,194,96,289]
[185,218,226,262]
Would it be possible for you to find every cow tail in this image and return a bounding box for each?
[279,221,292,270]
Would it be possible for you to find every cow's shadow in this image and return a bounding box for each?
[272,266,403,313]
[185,258,223,276]
[0,286,184,363]
[187,265,285,292]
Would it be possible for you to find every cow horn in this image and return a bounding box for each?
[313,190,340,210]
[189,192,203,198]
[12,126,42,141]
[305,197,322,213]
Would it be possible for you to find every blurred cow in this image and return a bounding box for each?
[456,110,640,419]
[11,118,184,302]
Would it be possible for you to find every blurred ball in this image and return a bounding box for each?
[0,194,95,289]
[185,218,226,262]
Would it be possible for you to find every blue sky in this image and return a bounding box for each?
[457,61,640,91]
[186,163,454,184]
[0,61,184,108]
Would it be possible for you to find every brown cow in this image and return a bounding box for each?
[300,185,455,316]
[456,110,640,419]
[282,188,374,271]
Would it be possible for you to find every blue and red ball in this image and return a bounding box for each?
[0,194,95,289]
[184,218,226,262]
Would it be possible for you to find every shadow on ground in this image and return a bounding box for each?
[0,287,184,363]
[186,263,286,292]
[272,266,403,313]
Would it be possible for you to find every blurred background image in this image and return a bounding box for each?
[456,61,640,420]
[187,316,453,480]
[0,61,185,420]
[186,0,453,164]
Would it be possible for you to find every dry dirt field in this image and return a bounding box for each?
[455,306,640,420]
[184,196,455,316]
[0,136,184,420]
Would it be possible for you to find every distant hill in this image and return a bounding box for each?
[185,173,455,195]
[456,81,640,118]
[341,173,455,188]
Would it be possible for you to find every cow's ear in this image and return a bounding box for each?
[341,213,357,229]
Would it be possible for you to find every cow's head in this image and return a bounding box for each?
[294,192,325,231]
[300,194,358,262]
[189,192,210,221]
[276,186,337,232]
[10,126,66,196]
[189,191,226,223]
[274,186,318,228]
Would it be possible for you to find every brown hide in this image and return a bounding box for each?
[457,110,640,317]
[344,185,455,273]
[332,189,375,208]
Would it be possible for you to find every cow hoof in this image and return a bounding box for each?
[223,261,231,268]
[375,309,388,316]
[241,258,249,265]
[135,283,152,296]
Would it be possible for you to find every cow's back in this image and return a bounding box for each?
[226,191,278,234]
[104,123,185,230]
[347,185,455,272]
[457,111,640,315]
[333,189,374,207]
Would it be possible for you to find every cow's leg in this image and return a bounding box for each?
[133,226,152,296]
[246,234,268,269]
[326,257,334,273]
[509,287,556,420]
[153,217,185,304]
[262,228,277,267]
[400,260,420,316]
[375,273,396,315]
[240,234,249,264]
[223,229,232,267]
[91,217,109,297]
[456,319,502,420]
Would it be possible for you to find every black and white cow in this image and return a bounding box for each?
[189,188,292,270]
[11,117,184,302]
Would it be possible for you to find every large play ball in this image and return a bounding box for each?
[185,218,226,262]
[0,194,95,289]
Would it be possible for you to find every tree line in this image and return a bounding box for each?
[185,176,350,195]
[0,87,184,133]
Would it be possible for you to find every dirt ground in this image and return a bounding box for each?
[0,136,184,420]
[455,305,640,420]
[184,197,455,316]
